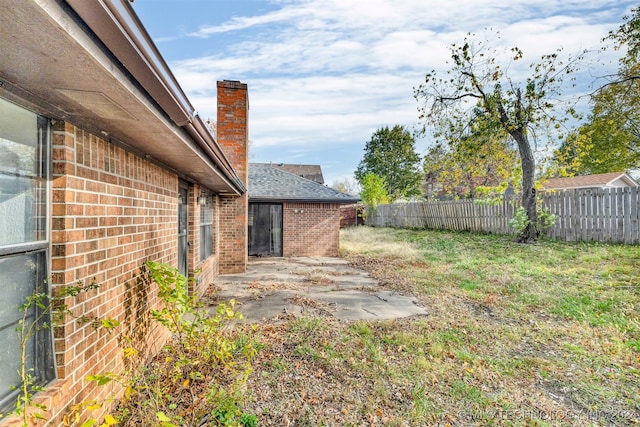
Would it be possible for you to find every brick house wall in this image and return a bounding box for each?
[283,202,341,257]
[14,119,226,426]
[219,195,248,273]
[5,78,252,425]
[2,1,251,423]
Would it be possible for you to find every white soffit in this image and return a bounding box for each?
[57,89,138,121]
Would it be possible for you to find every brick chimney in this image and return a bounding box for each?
[216,80,249,274]
[217,80,248,185]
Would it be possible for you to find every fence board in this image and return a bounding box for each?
[632,187,639,244]
[604,190,612,242]
[366,187,640,244]
[616,189,624,243]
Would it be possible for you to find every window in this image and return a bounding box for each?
[0,97,54,412]
[200,191,214,261]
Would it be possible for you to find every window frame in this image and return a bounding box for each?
[199,191,214,261]
[0,98,54,413]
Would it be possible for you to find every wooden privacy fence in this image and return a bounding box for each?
[366,187,640,244]
[543,187,640,244]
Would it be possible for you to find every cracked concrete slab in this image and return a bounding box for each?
[207,257,428,323]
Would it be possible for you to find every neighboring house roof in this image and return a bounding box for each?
[249,163,359,204]
[254,163,325,184]
[1,0,244,195]
[541,172,639,190]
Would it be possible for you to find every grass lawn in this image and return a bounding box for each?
[243,227,639,426]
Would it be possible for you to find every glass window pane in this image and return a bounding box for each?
[0,254,38,327]
[0,326,25,406]
[0,252,53,412]
[199,192,214,261]
[0,98,47,247]
[0,98,38,148]
[200,224,213,261]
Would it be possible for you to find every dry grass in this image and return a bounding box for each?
[339,226,423,261]
[242,227,640,426]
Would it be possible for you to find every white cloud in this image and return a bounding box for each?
[187,5,309,37]
[160,0,635,181]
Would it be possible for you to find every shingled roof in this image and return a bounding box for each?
[253,163,325,184]
[541,172,638,190]
[248,163,359,203]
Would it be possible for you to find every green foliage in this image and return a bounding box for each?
[355,125,422,200]
[208,388,258,426]
[548,9,640,177]
[358,172,389,208]
[509,206,557,237]
[508,206,530,236]
[14,290,51,423]
[423,132,520,199]
[111,261,258,426]
[549,117,638,177]
[147,259,198,338]
[608,6,640,69]
[1,279,119,427]
[4,263,258,427]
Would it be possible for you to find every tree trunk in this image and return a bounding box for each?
[511,129,538,242]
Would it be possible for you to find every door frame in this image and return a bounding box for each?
[248,203,283,257]
[177,181,189,277]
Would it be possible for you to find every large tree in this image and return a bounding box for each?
[355,125,422,200]
[548,76,640,176]
[330,177,360,196]
[548,8,640,176]
[415,33,580,242]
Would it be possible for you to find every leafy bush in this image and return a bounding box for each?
[4,262,259,427]
[112,261,259,426]
[509,206,557,237]
[1,279,120,427]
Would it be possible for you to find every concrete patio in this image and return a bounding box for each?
[208,257,428,323]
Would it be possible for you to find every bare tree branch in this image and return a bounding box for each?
[589,75,640,96]
[438,93,482,102]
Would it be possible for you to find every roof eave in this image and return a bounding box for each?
[66,0,192,124]
[607,174,639,188]
[65,0,245,195]
[249,197,360,204]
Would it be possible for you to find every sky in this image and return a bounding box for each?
[131,0,636,186]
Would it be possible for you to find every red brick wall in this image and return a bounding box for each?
[20,120,221,426]
[283,202,341,256]
[217,80,248,273]
[219,195,247,273]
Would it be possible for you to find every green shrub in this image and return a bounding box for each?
[509,206,557,237]
[111,261,258,426]
[5,262,259,427]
